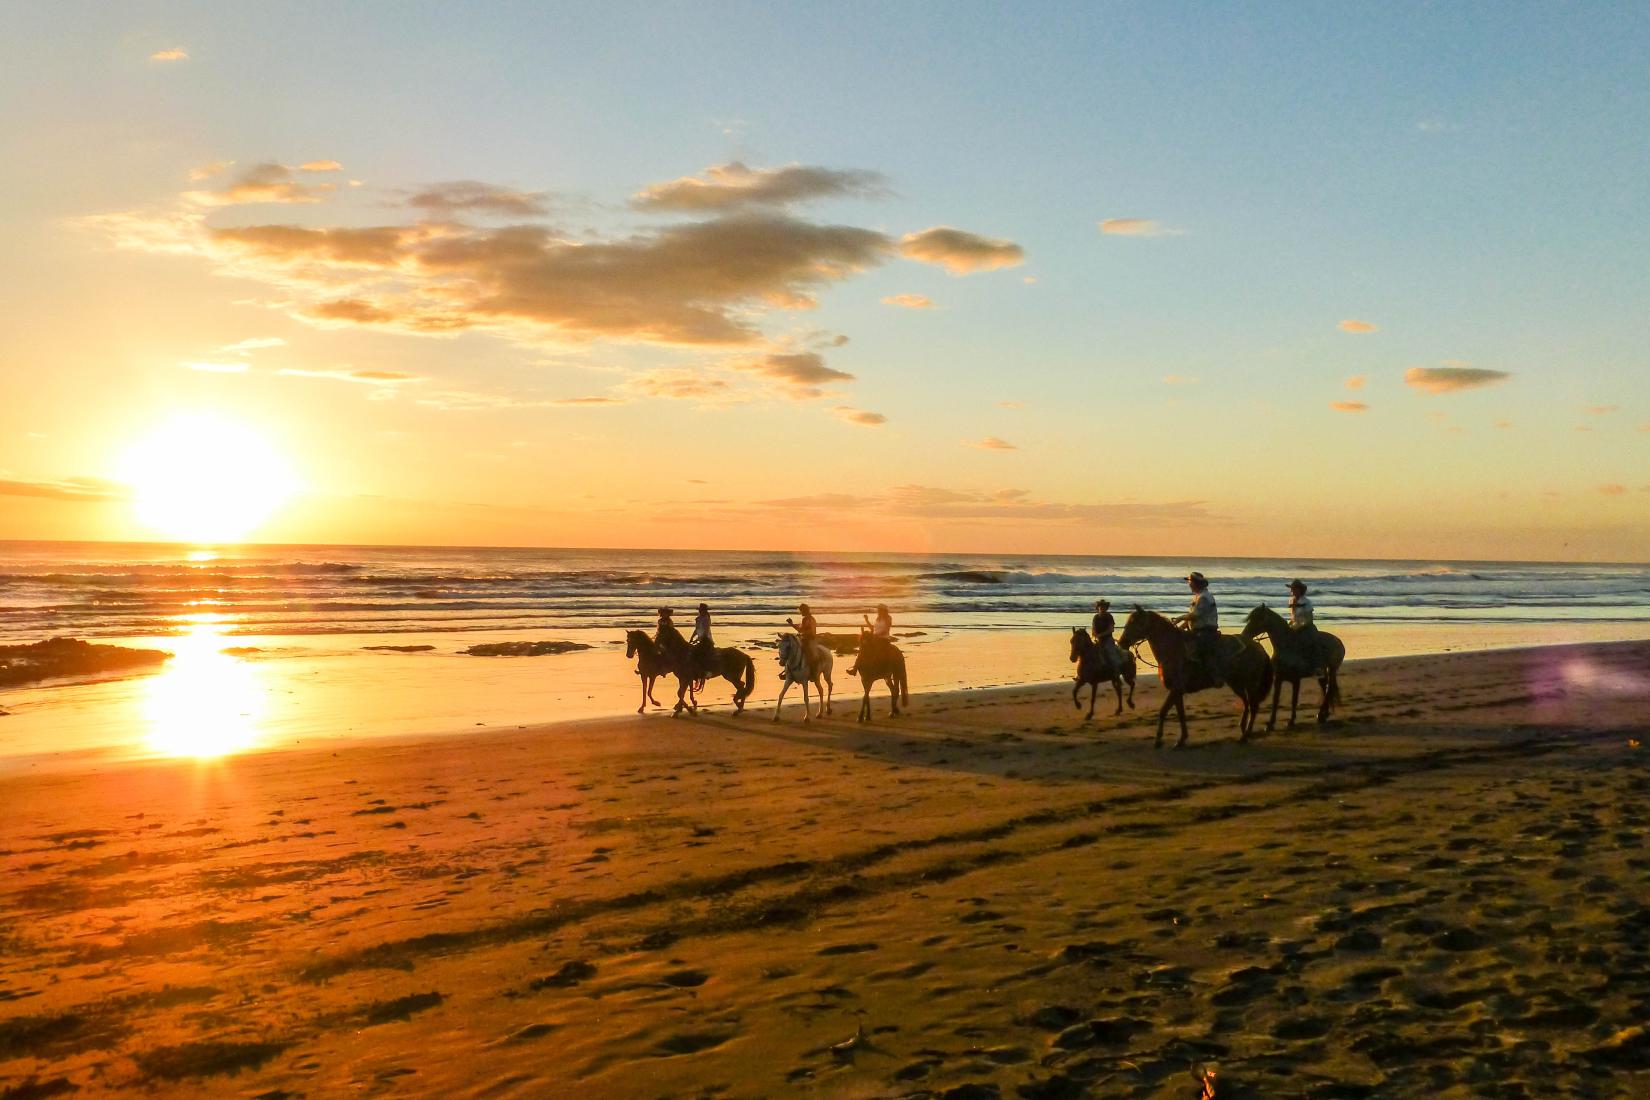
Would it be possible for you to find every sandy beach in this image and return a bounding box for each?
[3,640,1649,1098]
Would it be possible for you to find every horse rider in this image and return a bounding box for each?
[851,603,894,674]
[785,602,820,674]
[1091,599,1124,674]
[1172,571,1224,685]
[1287,579,1321,669]
[654,606,684,649]
[688,601,717,678]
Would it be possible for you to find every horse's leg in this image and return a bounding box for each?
[801,677,812,724]
[1267,672,1282,732]
[888,675,899,717]
[1174,694,1189,748]
[773,677,790,722]
[1155,692,1174,748]
[673,675,690,717]
[1316,669,1333,724]
[1072,678,1082,711]
[1110,675,1123,716]
[1287,679,1300,729]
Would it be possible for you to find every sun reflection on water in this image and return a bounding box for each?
[141,616,268,758]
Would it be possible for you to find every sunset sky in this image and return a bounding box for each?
[2,3,1646,559]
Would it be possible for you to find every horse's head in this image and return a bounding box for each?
[776,633,795,665]
[1117,605,1150,649]
[1240,604,1266,640]
[1069,626,1087,662]
[624,629,645,658]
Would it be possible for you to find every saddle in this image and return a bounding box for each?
[1181,630,1235,690]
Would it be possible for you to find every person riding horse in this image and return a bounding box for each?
[1091,599,1125,676]
[1172,572,1224,686]
[1286,578,1322,671]
[688,602,717,679]
[785,602,820,675]
[850,604,894,675]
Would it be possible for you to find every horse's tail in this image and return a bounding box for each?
[739,652,756,701]
[897,650,910,705]
[1326,666,1342,711]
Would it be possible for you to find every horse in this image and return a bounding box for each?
[1116,606,1274,747]
[626,629,756,717]
[773,633,834,722]
[624,629,671,713]
[1069,627,1136,718]
[1240,604,1344,730]
[850,632,909,722]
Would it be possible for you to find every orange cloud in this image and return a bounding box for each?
[1098,218,1179,237]
[1598,484,1628,496]
[187,162,336,206]
[150,47,188,62]
[299,160,342,172]
[620,369,733,402]
[1582,404,1620,415]
[405,181,549,219]
[882,293,935,309]
[0,476,128,502]
[971,436,1017,451]
[733,352,854,398]
[278,367,420,385]
[549,396,626,407]
[633,162,887,211]
[997,400,1025,409]
[833,406,887,426]
[1494,420,1513,429]
[1404,366,1511,393]
[188,160,233,182]
[1338,319,1378,334]
[899,227,1024,274]
[1330,400,1368,413]
[1345,375,1367,390]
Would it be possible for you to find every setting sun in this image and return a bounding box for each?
[118,414,297,543]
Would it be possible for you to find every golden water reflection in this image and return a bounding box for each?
[142,616,268,758]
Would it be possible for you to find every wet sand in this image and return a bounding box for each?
[3,641,1649,1097]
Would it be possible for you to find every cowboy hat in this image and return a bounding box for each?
[1095,598,1111,609]
[1288,579,1307,593]
[1186,571,1208,588]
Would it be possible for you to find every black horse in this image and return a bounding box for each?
[850,633,908,722]
[625,630,756,716]
[1069,627,1136,718]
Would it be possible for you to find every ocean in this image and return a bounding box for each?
[2,541,1648,767]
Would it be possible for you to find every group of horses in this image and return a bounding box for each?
[1073,605,1345,748]
[623,602,1343,746]
[623,628,909,723]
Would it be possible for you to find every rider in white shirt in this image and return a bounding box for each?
[1174,571,1223,685]
[1287,579,1320,671]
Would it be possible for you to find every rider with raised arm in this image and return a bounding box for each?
[785,602,819,674]
[1172,572,1224,686]
[850,603,894,675]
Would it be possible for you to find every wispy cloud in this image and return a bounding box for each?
[548,395,626,407]
[619,369,734,402]
[188,160,233,182]
[1598,484,1628,496]
[996,400,1025,409]
[186,162,337,207]
[298,160,342,172]
[1330,400,1368,413]
[899,227,1024,274]
[0,476,129,502]
[743,483,1215,526]
[217,336,286,355]
[150,47,188,62]
[1098,218,1181,237]
[1162,375,1197,386]
[405,181,549,219]
[833,406,886,426]
[881,293,935,309]
[1338,319,1378,334]
[634,162,887,212]
[1404,366,1511,393]
[1582,404,1620,415]
[971,436,1017,451]
[733,352,854,398]
[1493,420,1513,429]
[183,361,250,374]
[278,367,420,385]
[1345,375,1367,390]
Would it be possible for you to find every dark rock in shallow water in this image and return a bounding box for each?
[0,637,171,688]
[363,644,437,653]
[462,641,592,657]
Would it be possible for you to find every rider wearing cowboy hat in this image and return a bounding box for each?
[1287,579,1321,669]
[1173,571,1224,686]
[655,606,686,650]
[689,602,716,677]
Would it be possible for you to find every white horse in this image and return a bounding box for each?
[773,633,834,722]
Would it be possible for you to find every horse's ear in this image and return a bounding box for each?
[1134,603,1145,612]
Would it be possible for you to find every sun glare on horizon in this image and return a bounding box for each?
[119,414,298,543]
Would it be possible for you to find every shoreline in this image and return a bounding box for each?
[2,639,1647,1096]
[3,623,1650,778]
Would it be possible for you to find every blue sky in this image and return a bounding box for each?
[2,2,1646,557]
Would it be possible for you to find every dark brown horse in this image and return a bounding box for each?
[1069,627,1137,718]
[850,633,909,722]
[1116,607,1273,747]
[624,629,671,713]
[625,630,756,717]
[1240,604,1345,730]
